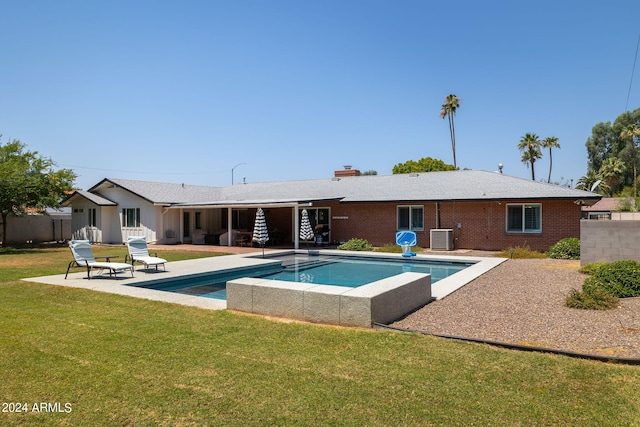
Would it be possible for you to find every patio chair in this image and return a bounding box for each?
[125,236,167,271]
[65,240,134,279]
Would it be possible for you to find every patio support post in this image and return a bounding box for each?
[294,204,300,249]
[227,207,233,246]
[179,208,184,244]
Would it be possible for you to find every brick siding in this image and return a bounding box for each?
[321,199,581,252]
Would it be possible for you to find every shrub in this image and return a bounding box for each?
[583,260,640,298]
[578,262,607,275]
[374,244,423,253]
[616,197,635,212]
[495,246,546,259]
[565,287,619,310]
[338,238,374,251]
[546,238,580,260]
[373,243,401,253]
[567,260,640,310]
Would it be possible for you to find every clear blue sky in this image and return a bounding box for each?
[2,0,639,190]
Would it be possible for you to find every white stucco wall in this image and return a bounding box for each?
[98,186,159,244]
[71,201,102,242]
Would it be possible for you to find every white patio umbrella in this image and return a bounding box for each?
[252,208,269,258]
[300,209,315,251]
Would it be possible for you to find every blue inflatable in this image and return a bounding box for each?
[395,231,417,257]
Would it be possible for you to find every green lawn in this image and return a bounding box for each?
[2,245,640,426]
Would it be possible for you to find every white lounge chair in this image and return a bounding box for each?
[125,236,167,271]
[65,240,134,279]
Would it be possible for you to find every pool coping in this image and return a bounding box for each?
[257,249,507,300]
[23,250,507,315]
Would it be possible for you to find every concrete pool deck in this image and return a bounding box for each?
[23,248,507,320]
[23,251,283,311]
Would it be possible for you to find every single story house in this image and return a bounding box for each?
[63,168,601,252]
[581,197,636,220]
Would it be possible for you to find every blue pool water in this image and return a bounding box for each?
[134,254,473,300]
[261,257,468,287]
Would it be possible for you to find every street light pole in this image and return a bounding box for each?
[232,163,246,185]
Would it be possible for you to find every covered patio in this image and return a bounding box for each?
[164,199,333,250]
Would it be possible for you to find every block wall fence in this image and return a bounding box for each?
[580,220,640,265]
[2,215,71,244]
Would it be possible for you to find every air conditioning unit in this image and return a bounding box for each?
[430,229,454,251]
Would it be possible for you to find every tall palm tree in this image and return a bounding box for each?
[599,157,626,196]
[620,124,640,196]
[439,94,460,168]
[541,136,560,183]
[517,133,542,180]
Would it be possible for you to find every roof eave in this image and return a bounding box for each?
[90,178,157,204]
[61,190,117,207]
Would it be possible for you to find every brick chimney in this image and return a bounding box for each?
[334,165,361,178]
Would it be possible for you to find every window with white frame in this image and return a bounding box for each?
[88,208,97,227]
[397,206,424,231]
[506,204,541,233]
[122,208,141,228]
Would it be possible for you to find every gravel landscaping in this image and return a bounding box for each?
[390,256,640,359]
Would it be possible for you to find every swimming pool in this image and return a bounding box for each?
[134,253,473,300]
[261,255,470,286]
[27,249,507,327]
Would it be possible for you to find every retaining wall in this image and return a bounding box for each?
[226,272,432,328]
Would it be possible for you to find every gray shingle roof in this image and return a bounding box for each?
[90,178,223,205]
[87,171,601,206]
[66,190,117,206]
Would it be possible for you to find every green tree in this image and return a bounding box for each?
[599,157,625,196]
[361,170,378,176]
[576,170,608,194]
[517,133,542,180]
[620,124,640,196]
[541,136,560,183]
[439,94,460,168]
[585,108,640,188]
[392,157,457,174]
[0,138,76,247]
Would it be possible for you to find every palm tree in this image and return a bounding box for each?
[620,124,640,196]
[517,133,542,180]
[576,170,608,194]
[439,94,460,168]
[599,157,626,196]
[541,136,560,183]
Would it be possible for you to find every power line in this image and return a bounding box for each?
[626,33,640,112]
[60,163,230,176]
